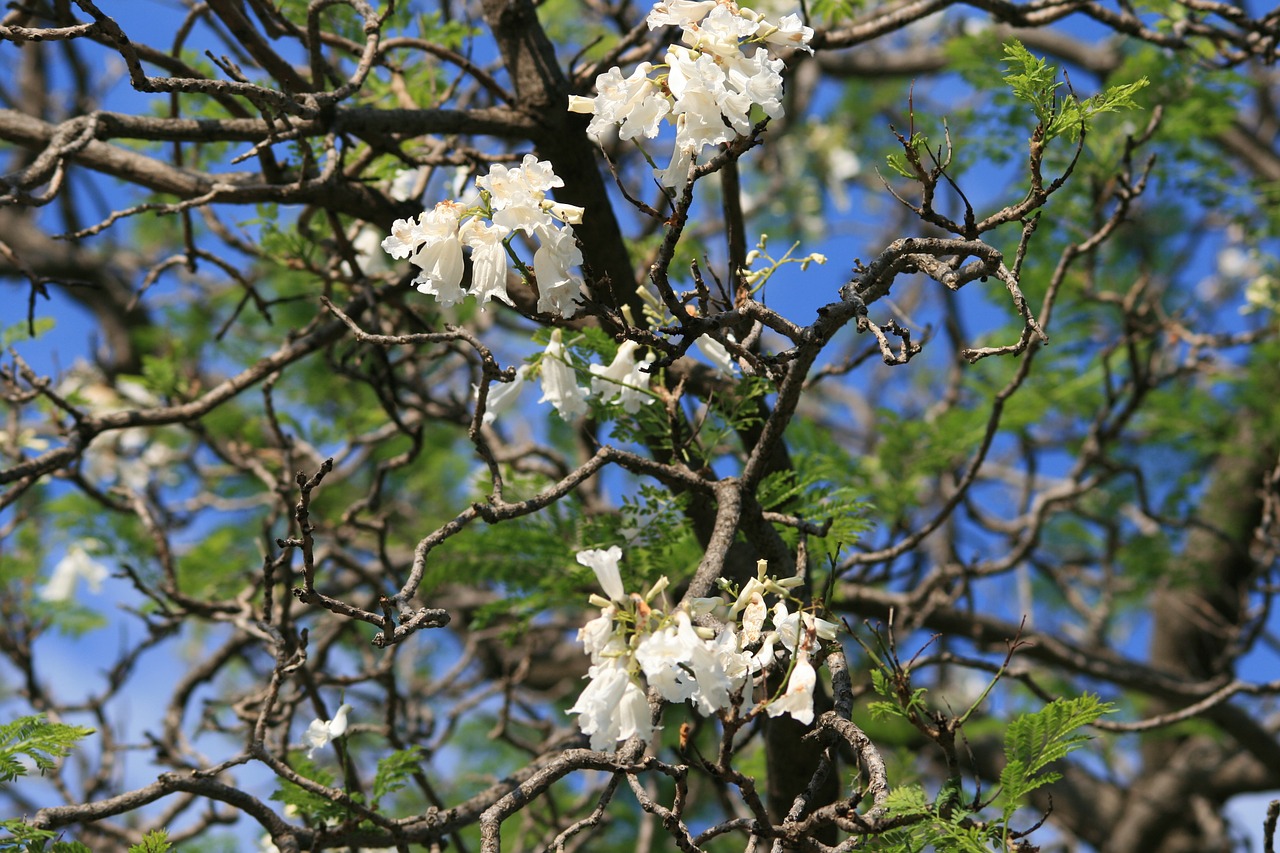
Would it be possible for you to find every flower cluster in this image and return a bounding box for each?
[569,548,837,750]
[382,155,586,317]
[569,0,813,186]
[477,329,657,425]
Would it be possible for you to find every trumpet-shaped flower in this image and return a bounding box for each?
[533,226,585,317]
[590,340,655,413]
[741,591,768,643]
[568,658,652,750]
[577,545,627,602]
[772,601,839,653]
[578,605,625,663]
[481,154,565,235]
[766,648,816,724]
[538,330,589,420]
[381,215,428,260]
[305,704,352,759]
[459,218,513,308]
[759,13,814,53]
[635,614,702,704]
[408,201,468,305]
[647,0,717,29]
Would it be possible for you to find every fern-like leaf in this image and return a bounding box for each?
[0,715,94,784]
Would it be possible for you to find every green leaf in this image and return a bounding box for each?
[1003,39,1149,143]
[127,830,171,853]
[269,757,350,825]
[371,747,424,807]
[998,694,1114,822]
[0,715,94,783]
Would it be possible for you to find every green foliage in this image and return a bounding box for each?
[0,716,94,784]
[0,820,61,853]
[1,318,55,349]
[996,694,1113,824]
[127,830,171,853]
[1001,40,1148,143]
[0,718,95,852]
[805,0,865,23]
[269,757,352,825]
[371,747,424,806]
[884,131,929,180]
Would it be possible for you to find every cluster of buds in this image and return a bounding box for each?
[569,547,838,750]
[382,155,585,317]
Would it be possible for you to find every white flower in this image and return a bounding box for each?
[575,63,671,141]
[304,703,352,759]
[475,365,528,426]
[480,155,563,235]
[772,601,839,653]
[381,215,428,260]
[409,201,468,305]
[686,619,747,714]
[647,0,718,29]
[658,141,696,189]
[752,631,777,671]
[578,605,624,663]
[666,47,735,154]
[681,4,760,58]
[766,648,816,724]
[568,658,652,750]
[542,200,585,225]
[40,545,109,602]
[722,48,785,126]
[532,226,585,318]
[538,330,589,420]
[460,218,514,308]
[577,545,626,602]
[590,341,655,413]
[758,13,814,53]
[741,591,767,643]
[635,615,701,704]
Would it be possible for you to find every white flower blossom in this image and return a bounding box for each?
[741,591,768,642]
[757,13,814,53]
[475,365,528,426]
[568,658,652,750]
[590,340,655,413]
[766,647,816,724]
[647,0,718,29]
[772,601,839,653]
[408,201,468,305]
[381,215,427,260]
[577,545,627,602]
[635,614,702,704]
[578,605,624,662]
[542,200,586,225]
[538,330,590,420]
[41,545,109,602]
[578,0,809,186]
[459,218,513,307]
[480,154,564,235]
[533,225,585,317]
[305,704,352,759]
[571,63,671,141]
